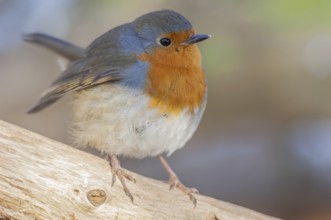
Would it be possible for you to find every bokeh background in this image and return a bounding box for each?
[1,0,331,219]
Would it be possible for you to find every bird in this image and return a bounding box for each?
[24,9,210,206]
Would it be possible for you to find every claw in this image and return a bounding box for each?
[111,171,117,187]
[122,172,136,183]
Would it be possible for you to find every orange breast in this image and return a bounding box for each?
[139,34,206,115]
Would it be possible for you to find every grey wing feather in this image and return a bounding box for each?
[28,67,122,113]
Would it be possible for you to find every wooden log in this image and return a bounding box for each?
[0,120,280,220]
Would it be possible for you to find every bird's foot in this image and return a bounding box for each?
[159,155,198,207]
[168,173,198,206]
[108,155,136,202]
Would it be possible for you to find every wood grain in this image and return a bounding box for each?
[0,120,280,220]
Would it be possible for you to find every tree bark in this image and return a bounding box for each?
[0,120,280,220]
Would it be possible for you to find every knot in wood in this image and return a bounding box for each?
[86,189,107,207]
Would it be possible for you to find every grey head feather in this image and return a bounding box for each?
[134,10,193,41]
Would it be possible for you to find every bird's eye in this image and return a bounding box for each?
[159,38,171,47]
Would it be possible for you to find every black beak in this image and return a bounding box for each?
[181,34,211,46]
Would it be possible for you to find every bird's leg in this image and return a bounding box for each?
[107,154,136,202]
[158,155,198,206]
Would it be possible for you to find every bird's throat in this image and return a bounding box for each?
[139,45,206,115]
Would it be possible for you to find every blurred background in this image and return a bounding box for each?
[1,0,331,219]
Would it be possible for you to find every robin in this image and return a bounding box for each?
[25,9,210,206]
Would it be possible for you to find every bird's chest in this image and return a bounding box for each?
[71,84,205,158]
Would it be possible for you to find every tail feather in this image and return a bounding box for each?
[23,33,85,61]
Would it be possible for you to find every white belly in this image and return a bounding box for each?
[71,84,206,158]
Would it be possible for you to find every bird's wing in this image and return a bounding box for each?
[27,24,139,113]
[27,64,123,113]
